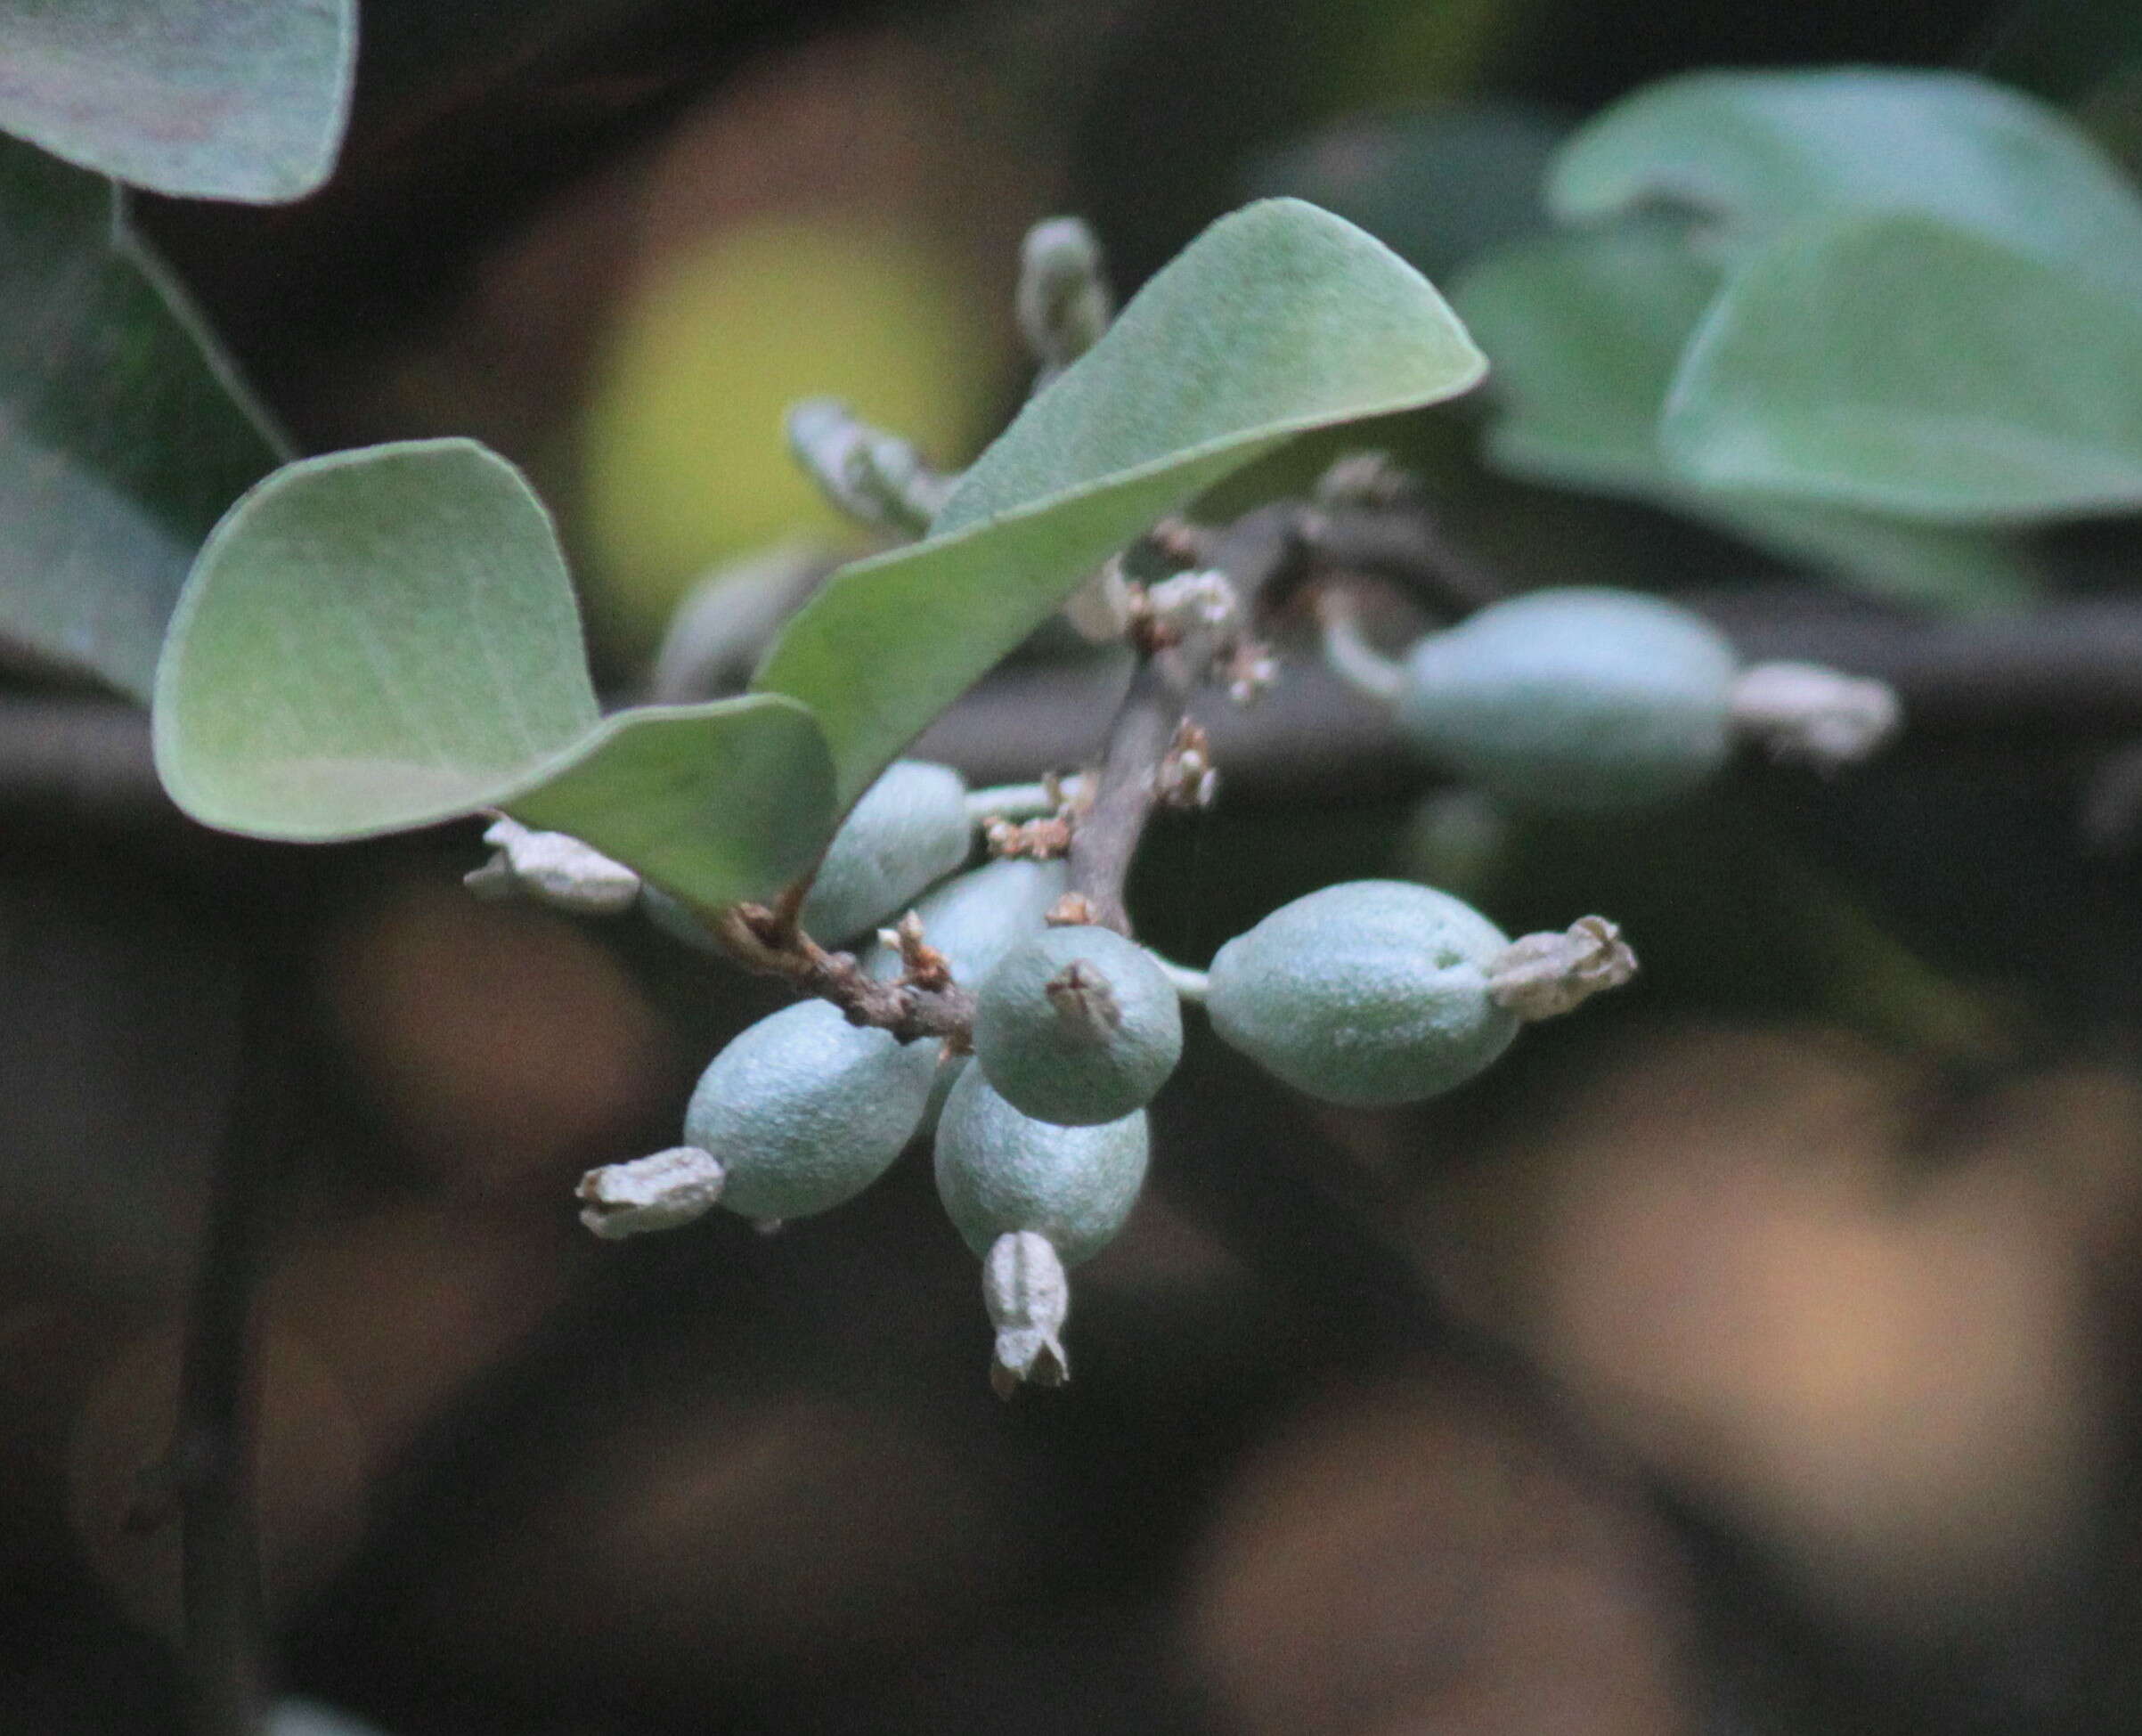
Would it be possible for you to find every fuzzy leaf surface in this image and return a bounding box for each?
[155,436,835,904]
[0,0,355,201]
[754,198,1486,808]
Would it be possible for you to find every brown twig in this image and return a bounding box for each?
[1064,652,1197,932]
[713,902,977,1050]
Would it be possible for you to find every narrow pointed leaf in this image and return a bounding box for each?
[0,140,282,696]
[0,0,356,202]
[1663,214,2142,521]
[1548,68,2142,291]
[754,198,1486,809]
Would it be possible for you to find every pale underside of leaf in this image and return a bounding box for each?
[154,439,602,837]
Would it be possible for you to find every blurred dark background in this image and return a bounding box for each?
[11,0,2142,1731]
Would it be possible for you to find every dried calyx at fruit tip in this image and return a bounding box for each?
[466,815,640,914]
[1729,661,1902,770]
[983,1231,1070,1397]
[1486,917,1638,1021]
[576,1146,726,1239]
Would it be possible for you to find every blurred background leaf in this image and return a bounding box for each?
[1549,67,2142,284]
[1662,213,2142,520]
[0,138,282,698]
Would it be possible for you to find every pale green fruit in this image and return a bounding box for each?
[684,998,939,1223]
[1395,587,1739,811]
[867,856,1071,1135]
[974,925,1182,1126]
[933,1065,1148,1265]
[1206,879,1518,1107]
[866,856,1070,984]
[801,760,972,942]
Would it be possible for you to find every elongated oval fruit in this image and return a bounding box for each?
[933,1065,1148,1266]
[684,998,939,1223]
[1206,879,1518,1107]
[974,925,1182,1125]
[801,759,972,941]
[1395,587,1740,811]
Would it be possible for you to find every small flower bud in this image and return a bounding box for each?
[982,1231,1071,1397]
[576,1146,727,1239]
[468,816,641,915]
[1017,217,1112,380]
[786,398,949,534]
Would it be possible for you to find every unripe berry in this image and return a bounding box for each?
[974,925,1182,1125]
[933,1065,1148,1266]
[867,855,1069,984]
[801,759,972,941]
[684,998,939,1223]
[1206,879,1518,1107]
[1395,588,1739,811]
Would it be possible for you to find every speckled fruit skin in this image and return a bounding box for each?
[1395,587,1740,811]
[800,760,972,942]
[933,1066,1148,1266]
[684,998,939,1222]
[974,925,1183,1126]
[1206,880,1519,1107]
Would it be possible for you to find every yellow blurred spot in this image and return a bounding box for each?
[580,217,993,655]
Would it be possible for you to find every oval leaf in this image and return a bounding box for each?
[1453,221,2039,610]
[1548,68,2142,290]
[154,439,600,838]
[1662,214,2142,521]
[0,140,283,697]
[754,198,1486,808]
[1454,219,1721,494]
[504,697,835,910]
[0,0,356,202]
